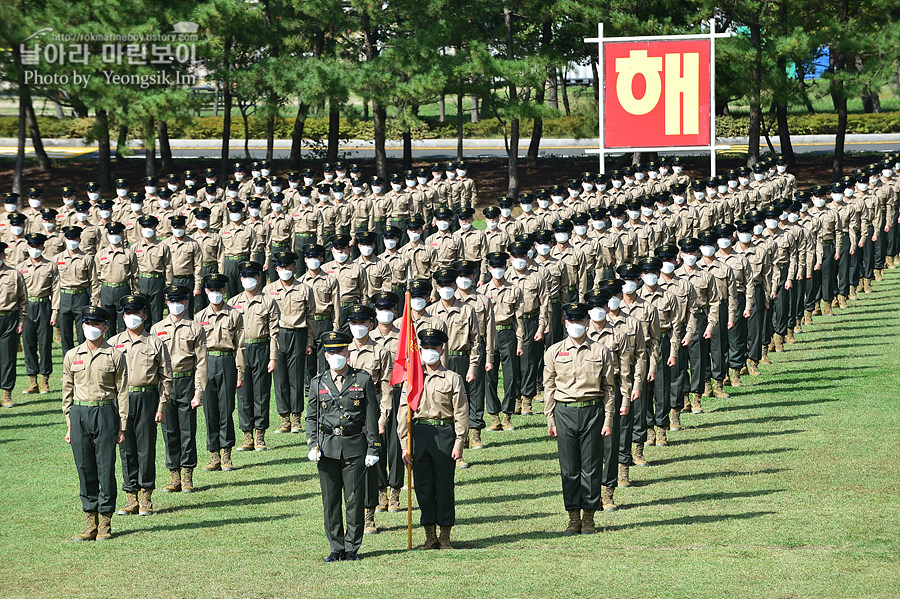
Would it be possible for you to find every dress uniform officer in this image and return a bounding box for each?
[221,200,259,298]
[544,302,616,535]
[168,215,203,316]
[322,234,367,329]
[263,251,315,435]
[20,234,59,397]
[62,306,128,541]
[97,222,139,336]
[109,295,173,517]
[397,328,469,550]
[56,226,101,355]
[229,261,280,452]
[345,305,392,534]
[195,274,244,472]
[482,251,525,431]
[134,215,174,325]
[306,331,380,562]
[151,285,208,494]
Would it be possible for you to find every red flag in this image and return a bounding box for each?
[390,291,424,411]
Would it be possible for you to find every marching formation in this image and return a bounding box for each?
[3,155,898,556]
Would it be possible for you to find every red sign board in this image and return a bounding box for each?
[604,39,711,148]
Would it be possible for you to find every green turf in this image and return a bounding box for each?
[2,274,900,599]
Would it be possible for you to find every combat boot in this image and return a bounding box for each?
[747,360,761,376]
[669,409,682,431]
[181,468,194,493]
[74,511,98,541]
[794,321,802,334]
[221,447,234,471]
[632,443,648,467]
[236,431,254,451]
[486,414,502,431]
[162,469,181,493]
[563,510,581,535]
[521,397,533,416]
[760,346,772,365]
[804,310,813,325]
[501,413,515,431]
[617,464,630,487]
[202,450,221,471]
[23,375,38,395]
[774,334,784,352]
[581,510,597,534]
[469,429,485,450]
[420,525,439,549]
[363,508,378,534]
[438,526,454,548]
[713,380,730,399]
[656,426,668,446]
[389,488,402,512]
[812,303,822,316]
[691,393,704,414]
[682,395,692,412]
[514,397,522,415]
[40,375,51,394]
[274,415,291,434]
[703,379,713,398]
[376,488,388,512]
[839,294,848,308]
[602,486,618,512]
[849,286,858,300]
[456,457,469,469]
[864,278,873,292]
[730,368,743,387]
[645,426,655,446]
[785,329,796,344]
[1,389,12,408]
[96,513,113,541]
[117,491,139,515]
[254,429,267,451]
[291,413,303,433]
[723,373,731,386]
[139,489,153,516]
[823,301,833,315]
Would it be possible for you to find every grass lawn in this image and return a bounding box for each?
[1,274,900,598]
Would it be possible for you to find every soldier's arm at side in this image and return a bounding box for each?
[158,339,173,409]
[193,327,208,402]
[364,374,380,456]
[600,346,616,430]
[452,373,469,454]
[305,377,319,448]
[542,346,557,429]
[115,351,129,431]
[61,350,74,430]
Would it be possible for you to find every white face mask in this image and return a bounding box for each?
[99,210,112,219]
[248,208,261,218]
[227,190,239,199]
[107,234,122,245]
[673,195,685,205]
[682,253,698,266]
[813,198,826,208]
[658,205,669,213]
[277,268,294,281]
[376,309,395,324]
[207,290,224,305]
[608,296,622,310]
[521,203,533,213]
[299,196,312,206]
[777,165,787,174]
[717,185,727,194]
[306,257,321,270]
[410,297,427,311]
[261,169,270,177]
[83,324,103,341]
[641,207,654,217]
[717,238,732,249]
[159,199,171,209]
[700,245,716,258]
[634,172,645,181]
[500,208,512,218]
[116,189,128,197]
[124,313,143,330]
[538,199,550,209]
[27,247,42,259]
[417,177,429,185]
[270,203,283,213]
[787,213,800,224]
[582,183,593,192]
[288,181,299,189]
[753,224,764,235]
[573,225,587,236]
[141,227,156,239]
[405,180,416,189]
[565,321,586,339]
[738,232,753,244]
[728,180,739,189]
[88,192,100,202]
[421,348,442,365]
[765,219,779,230]
[843,188,854,198]
[167,301,186,316]
[490,267,506,280]
[228,212,242,222]
[130,202,143,213]
[622,280,638,294]
[754,173,765,182]
[649,171,659,180]
[511,257,527,271]
[251,171,261,179]
[63,197,75,207]
[196,220,209,230]
[359,245,374,257]
[326,353,348,371]
[611,217,625,228]
[592,220,605,230]
[437,286,456,301]
[408,231,422,243]
[445,171,457,181]
[391,183,402,192]
[612,180,623,189]
[65,240,80,251]
[371,186,383,195]
[694,192,706,201]
[555,232,569,243]
[352,186,364,195]
[459,221,473,231]
[661,261,676,274]
[568,190,580,199]
[332,192,344,201]
[332,249,349,263]
[551,195,564,204]
[536,243,551,256]
[436,220,450,231]
[384,239,398,250]
[172,228,185,238]
[831,193,843,202]
[627,210,640,220]
[10,226,24,237]
[486,220,498,231]
[672,166,683,174]
[42,222,55,232]
[456,276,473,290]
[588,307,606,322]
[350,324,370,339]
[76,213,89,222]
[857,183,869,192]
[739,177,750,186]
[642,273,658,287]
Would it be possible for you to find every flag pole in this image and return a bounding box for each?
[405,265,413,550]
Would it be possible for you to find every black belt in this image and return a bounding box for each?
[320,425,362,436]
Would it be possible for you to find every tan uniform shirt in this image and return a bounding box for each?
[349,337,392,414]
[397,366,469,454]
[431,298,481,378]
[228,291,281,361]
[0,263,28,327]
[62,341,129,430]
[506,265,550,333]
[356,256,392,298]
[457,289,497,360]
[589,321,633,400]
[108,329,173,409]
[675,264,720,335]
[134,238,174,283]
[321,260,367,305]
[402,241,436,282]
[54,249,101,305]
[427,232,462,268]
[621,295,662,375]
[168,236,203,291]
[261,278,316,337]
[483,279,525,353]
[637,285,680,356]
[97,245,139,291]
[20,257,60,321]
[543,336,615,429]
[195,303,246,377]
[150,316,208,402]
[550,244,589,301]
[299,269,341,331]
[221,221,259,258]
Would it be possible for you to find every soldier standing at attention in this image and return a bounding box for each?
[109,295,172,517]
[62,306,128,541]
[322,234,367,330]
[151,285,207,494]
[221,200,258,298]
[0,242,26,408]
[397,328,469,550]
[306,331,380,562]
[263,251,315,435]
[544,302,616,535]
[56,226,101,355]
[134,215,174,325]
[195,274,244,473]
[300,243,341,382]
[97,222,138,336]
[167,215,203,317]
[20,234,59,397]
[192,206,223,313]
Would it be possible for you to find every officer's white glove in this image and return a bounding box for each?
[308,448,322,462]
[364,455,380,467]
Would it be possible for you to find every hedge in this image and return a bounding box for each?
[2,111,900,141]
